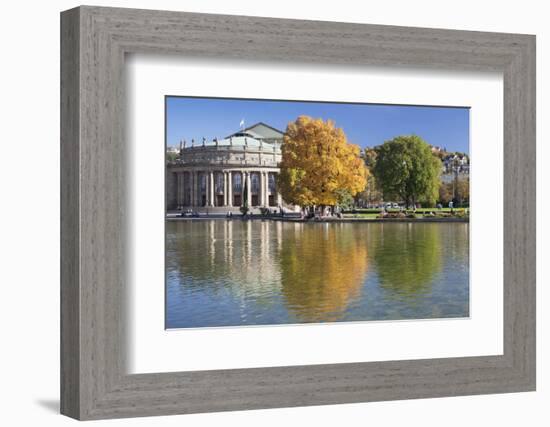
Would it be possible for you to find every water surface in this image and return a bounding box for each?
[166,220,469,328]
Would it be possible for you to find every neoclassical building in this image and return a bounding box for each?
[166,122,285,212]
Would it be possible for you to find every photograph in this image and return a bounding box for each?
[165,96,470,329]
[47,2,539,422]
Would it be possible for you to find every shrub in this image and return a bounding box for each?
[240,204,249,216]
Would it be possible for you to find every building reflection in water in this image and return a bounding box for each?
[170,220,284,308]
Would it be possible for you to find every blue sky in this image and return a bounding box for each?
[166,96,470,154]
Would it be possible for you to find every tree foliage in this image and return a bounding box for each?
[240,180,249,215]
[278,116,368,208]
[455,178,470,205]
[166,151,179,162]
[372,135,441,207]
[334,189,355,210]
[361,147,377,168]
[357,150,384,206]
[438,178,470,205]
[438,182,453,204]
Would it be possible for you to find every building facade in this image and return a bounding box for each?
[166,123,285,212]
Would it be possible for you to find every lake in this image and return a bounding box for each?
[166,220,469,328]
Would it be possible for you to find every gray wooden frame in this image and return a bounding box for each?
[60,5,536,420]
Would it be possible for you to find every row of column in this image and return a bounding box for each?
[175,170,281,208]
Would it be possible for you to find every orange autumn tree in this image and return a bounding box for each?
[278,116,368,209]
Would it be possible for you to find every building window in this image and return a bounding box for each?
[199,173,207,193]
[251,173,260,194]
[232,172,242,194]
[268,173,276,194]
[215,172,224,194]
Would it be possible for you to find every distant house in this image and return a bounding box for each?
[441,153,469,174]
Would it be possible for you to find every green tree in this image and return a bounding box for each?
[166,151,179,162]
[240,180,249,216]
[373,135,441,207]
[361,147,377,167]
[355,148,383,207]
[438,182,453,204]
[358,173,383,207]
[334,189,355,210]
[455,177,470,206]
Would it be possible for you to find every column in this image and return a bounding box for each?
[197,171,201,207]
[206,172,210,207]
[175,173,181,206]
[204,172,210,206]
[184,172,189,206]
[183,172,187,205]
[188,172,193,207]
[201,172,205,207]
[209,171,215,207]
[191,171,194,207]
[265,172,269,206]
[182,172,188,206]
[239,171,243,205]
[267,172,271,206]
[223,172,227,206]
[264,172,269,207]
[192,171,197,207]
[241,171,245,206]
[174,173,178,206]
[239,171,244,206]
[277,172,282,207]
[246,171,252,207]
[227,171,233,207]
[201,171,206,207]
[259,172,264,207]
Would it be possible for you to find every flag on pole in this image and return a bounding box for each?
[239,119,245,130]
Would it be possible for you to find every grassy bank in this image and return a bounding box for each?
[343,208,469,220]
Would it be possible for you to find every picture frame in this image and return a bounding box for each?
[60,5,536,420]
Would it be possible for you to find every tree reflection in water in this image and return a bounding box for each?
[372,223,442,301]
[279,223,368,322]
